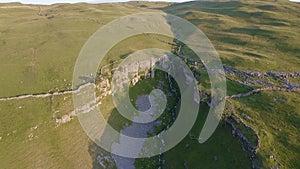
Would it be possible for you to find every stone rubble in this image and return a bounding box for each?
[28,125,39,141]
[227,115,261,169]
[224,65,300,89]
[96,152,115,169]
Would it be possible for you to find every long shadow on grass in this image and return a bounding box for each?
[87,102,254,169]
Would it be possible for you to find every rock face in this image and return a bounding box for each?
[227,115,261,169]
[96,152,115,169]
[227,118,257,152]
[55,110,76,124]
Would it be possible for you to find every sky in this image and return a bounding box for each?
[0,0,193,5]
[0,0,299,5]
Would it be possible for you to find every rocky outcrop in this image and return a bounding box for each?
[55,110,76,125]
[227,86,300,99]
[96,152,115,169]
[224,65,300,88]
[224,65,300,79]
[227,114,261,169]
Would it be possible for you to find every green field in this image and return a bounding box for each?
[0,0,299,169]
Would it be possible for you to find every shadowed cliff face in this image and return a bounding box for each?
[84,5,249,168]
[88,69,181,168]
[159,1,300,169]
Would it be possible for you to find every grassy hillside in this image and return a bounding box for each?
[0,2,170,97]
[231,91,300,169]
[162,0,300,72]
[0,1,299,169]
